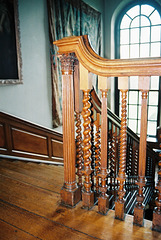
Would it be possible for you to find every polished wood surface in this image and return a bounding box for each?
[59,54,81,207]
[54,35,161,77]
[134,77,150,226]
[0,112,63,163]
[94,113,101,193]
[76,112,83,187]
[54,35,159,229]
[0,159,160,240]
[115,89,128,220]
[82,90,94,208]
[98,90,109,215]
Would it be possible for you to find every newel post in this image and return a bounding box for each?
[115,77,129,220]
[134,76,150,226]
[98,76,111,215]
[59,53,81,207]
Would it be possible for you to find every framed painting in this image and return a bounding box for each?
[0,0,22,84]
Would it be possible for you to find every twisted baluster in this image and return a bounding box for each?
[111,135,116,177]
[117,90,127,201]
[152,160,161,232]
[155,161,161,213]
[82,90,94,208]
[91,105,95,191]
[134,146,139,176]
[115,90,127,220]
[76,112,83,187]
[129,142,133,177]
[95,115,101,193]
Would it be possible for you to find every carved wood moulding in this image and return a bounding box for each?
[54,35,161,77]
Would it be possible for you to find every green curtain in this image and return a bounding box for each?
[47,0,102,127]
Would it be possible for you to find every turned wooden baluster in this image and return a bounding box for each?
[152,128,161,232]
[115,77,129,220]
[134,76,150,226]
[59,53,81,206]
[74,59,83,188]
[91,104,95,192]
[80,62,94,209]
[95,113,101,194]
[110,125,116,179]
[75,113,83,187]
[98,76,110,215]
[113,126,119,203]
[134,142,139,177]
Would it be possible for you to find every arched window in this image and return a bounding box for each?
[116,3,161,137]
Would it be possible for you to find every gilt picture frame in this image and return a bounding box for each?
[0,0,22,84]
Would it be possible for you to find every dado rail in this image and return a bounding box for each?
[54,35,161,232]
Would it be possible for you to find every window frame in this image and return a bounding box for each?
[115,1,161,138]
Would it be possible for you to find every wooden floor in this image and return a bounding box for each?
[0,159,161,240]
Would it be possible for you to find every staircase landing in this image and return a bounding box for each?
[0,159,160,240]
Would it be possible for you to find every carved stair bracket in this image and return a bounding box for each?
[82,89,94,209]
[115,89,128,220]
[134,89,149,226]
[59,53,81,207]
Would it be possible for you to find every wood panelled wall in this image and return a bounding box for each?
[0,112,63,164]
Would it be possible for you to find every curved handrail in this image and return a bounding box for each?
[54,35,161,77]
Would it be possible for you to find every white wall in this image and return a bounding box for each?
[0,0,53,128]
[0,0,105,130]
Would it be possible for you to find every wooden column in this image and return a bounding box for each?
[115,77,129,220]
[98,76,110,215]
[134,76,150,226]
[80,62,94,209]
[59,53,81,207]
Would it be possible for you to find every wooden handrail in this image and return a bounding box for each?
[54,35,161,76]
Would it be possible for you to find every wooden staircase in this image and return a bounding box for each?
[54,35,161,232]
[91,88,156,218]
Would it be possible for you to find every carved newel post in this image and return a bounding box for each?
[59,53,81,207]
[134,76,150,226]
[98,76,110,215]
[115,77,129,220]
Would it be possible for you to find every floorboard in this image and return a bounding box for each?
[0,159,161,240]
[0,219,40,240]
